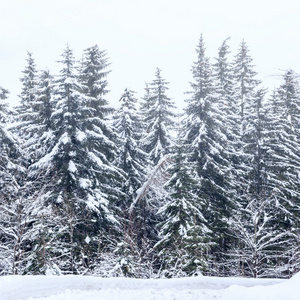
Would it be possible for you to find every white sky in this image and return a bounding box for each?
[0,0,299,110]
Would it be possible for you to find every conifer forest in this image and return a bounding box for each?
[1,36,300,279]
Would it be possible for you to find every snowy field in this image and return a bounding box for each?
[0,273,299,300]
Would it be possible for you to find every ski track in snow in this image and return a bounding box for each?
[0,274,291,300]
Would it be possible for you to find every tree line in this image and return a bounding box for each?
[0,35,300,278]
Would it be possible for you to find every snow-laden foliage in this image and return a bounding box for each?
[228,196,294,278]
[112,89,156,271]
[113,89,149,209]
[140,68,176,165]
[9,45,124,274]
[183,36,235,275]
[0,86,25,274]
[155,133,212,277]
[1,38,300,278]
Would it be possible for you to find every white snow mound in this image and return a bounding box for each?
[0,274,293,300]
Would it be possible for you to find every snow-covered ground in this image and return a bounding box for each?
[0,273,298,300]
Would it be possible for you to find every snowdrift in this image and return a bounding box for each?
[223,272,300,300]
[0,273,297,300]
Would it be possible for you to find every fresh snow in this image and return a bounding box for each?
[79,178,91,188]
[68,160,77,173]
[76,130,86,142]
[0,273,297,300]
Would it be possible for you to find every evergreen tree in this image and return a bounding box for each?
[213,38,238,156]
[232,40,261,135]
[10,52,38,167]
[23,69,54,165]
[17,52,38,122]
[263,70,300,276]
[0,87,15,274]
[79,44,122,203]
[79,44,113,118]
[113,88,149,210]
[230,40,262,209]
[140,68,176,165]
[183,36,233,271]
[25,70,58,274]
[0,87,29,275]
[112,89,153,276]
[227,89,292,278]
[243,89,267,200]
[211,38,245,274]
[155,131,211,277]
[30,45,122,274]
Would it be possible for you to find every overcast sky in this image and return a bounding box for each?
[1,0,299,109]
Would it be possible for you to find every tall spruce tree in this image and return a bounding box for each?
[112,89,152,277]
[25,70,58,274]
[135,69,176,269]
[155,130,211,277]
[0,87,30,275]
[140,68,176,165]
[30,45,122,274]
[213,38,238,157]
[113,88,149,210]
[183,36,233,272]
[211,38,244,274]
[79,44,125,239]
[17,52,38,122]
[228,40,262,212]
[263,70,300,276]
[79,45,113,118]
[0,87,15,274]
[232,40,261,135]
[12,52,39,168]
[227,89,292,278]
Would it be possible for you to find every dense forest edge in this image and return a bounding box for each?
[0,35,300,279]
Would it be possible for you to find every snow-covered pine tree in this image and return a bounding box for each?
[21,69,54,166]
[12,55,63,275]
[29,45,121,274]
[113,89,149,211]
[136,69,176,271]
[213,38,238,156]
[226,89,292,278]
[23,70,60,274]
[0,87,33,275]
[17,52,38,123]
[183,35,233,272]
[111,88,152,277]
[232,40,261,136]
[78,45,126,270]
[230,40,262,207]
[79,45,113,118]
[263,70,300,276]
[243,88,267,204]
[0,86,16,274]
[155,130,211,278]
[9,51,39,170]
[79,44,122,204]
[211,38,243,274]
[227,44,292,277]
[140,68,176,165]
